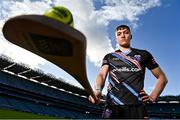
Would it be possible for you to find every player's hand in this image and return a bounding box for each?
[89,95,98,104]
[140,89,155,103]
[89,90,101,104]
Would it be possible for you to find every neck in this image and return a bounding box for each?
[119,46,131,52]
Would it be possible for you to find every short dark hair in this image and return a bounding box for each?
[116,25,131,32]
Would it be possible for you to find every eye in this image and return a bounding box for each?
[117,32,121,36]
[124,31,129,34]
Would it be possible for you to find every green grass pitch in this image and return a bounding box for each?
[0,108,59,119]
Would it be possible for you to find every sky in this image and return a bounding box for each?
[0,0,179,96]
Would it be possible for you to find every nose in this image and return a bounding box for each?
[121,33,125,38]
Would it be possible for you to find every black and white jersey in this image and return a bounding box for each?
[102,48,158,105]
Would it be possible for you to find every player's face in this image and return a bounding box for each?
[115,28,132,48]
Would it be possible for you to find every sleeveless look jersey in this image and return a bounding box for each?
[102,48,158,105]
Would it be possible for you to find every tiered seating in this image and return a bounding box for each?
[0,55,14,69]
[147,103,180,118]
[0,70,102,118]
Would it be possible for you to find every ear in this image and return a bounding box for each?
[115,33,118,42]
[130,35,132,40]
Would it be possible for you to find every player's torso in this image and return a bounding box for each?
[106,48,148,105]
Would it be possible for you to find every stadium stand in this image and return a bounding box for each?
[147,103,180,119]
[0,54,180,119]
[0,54,103,118]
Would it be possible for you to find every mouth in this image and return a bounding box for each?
[120,39,127,42]
[121,38,127,41]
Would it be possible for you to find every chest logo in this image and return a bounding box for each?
[133,55,141,61]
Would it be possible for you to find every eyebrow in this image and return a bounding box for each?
[116,29,130,33]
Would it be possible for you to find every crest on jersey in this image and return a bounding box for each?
[134,55,141,61]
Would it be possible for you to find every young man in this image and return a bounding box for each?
[89,25,168,118]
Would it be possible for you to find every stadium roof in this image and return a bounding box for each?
[0,54,88,97]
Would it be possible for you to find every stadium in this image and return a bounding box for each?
[0,0,179,119]
[0,54,103,119]
[0,54,179,119]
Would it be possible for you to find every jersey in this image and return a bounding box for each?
[102,48,158,105]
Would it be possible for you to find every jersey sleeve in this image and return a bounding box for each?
[145,51,159,70]
[101,54,109,67]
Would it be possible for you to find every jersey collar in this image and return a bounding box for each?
[116,48,132,55]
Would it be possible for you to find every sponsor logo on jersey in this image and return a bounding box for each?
[112,57,119,61]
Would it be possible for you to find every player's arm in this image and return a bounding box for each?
[89,65,109,104]
[95,65,109,94]
[140,66,168,103]
[149,66,168,101]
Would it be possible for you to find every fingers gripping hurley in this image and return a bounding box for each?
[2,15,96,99]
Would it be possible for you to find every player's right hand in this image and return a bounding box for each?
[89,90,101,104]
